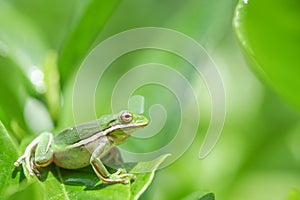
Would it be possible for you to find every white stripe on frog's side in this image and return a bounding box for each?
[64,123,147,150]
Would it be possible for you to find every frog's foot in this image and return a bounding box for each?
[14,136,42,178]
[14,154,35,177]
[102,168,136,185]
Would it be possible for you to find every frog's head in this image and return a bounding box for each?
[109,110,149,134]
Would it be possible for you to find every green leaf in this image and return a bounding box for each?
[0,1,51,136]
[9,0,90,49]
[0,121,20,198]
[0,1,48,74]
[233,0,300,112]
[9,153,169,199]
[181,191,215,200]
[130,154,171,200]
[286,189,300,200]
[0,57,29,138]
[3,182,44,200]
[58,0,121,83]
[199,193,215,200]
[53,166,131,200]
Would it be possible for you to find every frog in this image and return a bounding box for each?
[14,110,149,185]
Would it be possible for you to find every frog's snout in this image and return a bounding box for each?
[136,115,149,127]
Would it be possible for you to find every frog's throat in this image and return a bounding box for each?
[64,122,148,150]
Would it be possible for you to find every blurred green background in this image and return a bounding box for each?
[0,0,300,199]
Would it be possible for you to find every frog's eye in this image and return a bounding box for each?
[121,111,133,123]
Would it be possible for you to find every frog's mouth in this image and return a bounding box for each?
[106,122,148,136]
[113,121,148,131]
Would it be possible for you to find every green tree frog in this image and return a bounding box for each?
[14,110,148,185]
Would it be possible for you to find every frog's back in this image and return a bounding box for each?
[54,120,105,146]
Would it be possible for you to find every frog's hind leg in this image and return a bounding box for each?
[34,132,54,168]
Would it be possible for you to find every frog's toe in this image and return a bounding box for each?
[102,177,130,185]
[14,155,25,167]
[111,169,135,181]
[29,156,43,178]
[32,165,42,178]
[119,173,136,180]
[14,161,21,167]
[111,168,122,176]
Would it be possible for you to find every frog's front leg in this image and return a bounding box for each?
[14,132,54,178]
[102,146,124,167]
[91,137,135,185]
